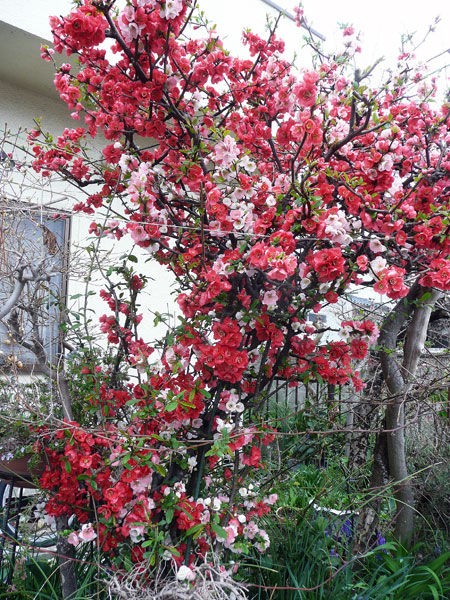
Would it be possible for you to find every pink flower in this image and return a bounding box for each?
[160,0,183,20]
[223,519,240,548]
[243,520,259,540]
[67,532,80,547]
[369,238,386,254]
[78,523,97,543]
[127,223,149,243]
[267,252,297,281]
[262,290,279,308]
[128,525,145,543]
[370,256,387,275]
[293,6,304,27]
[356,255,369,271]
[118,5,145,43]
[130,473,153,494]
[213,135,240,167]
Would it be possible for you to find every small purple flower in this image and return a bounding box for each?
[376,530,386,546]
[341,518,353,539]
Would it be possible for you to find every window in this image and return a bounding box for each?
[0,202,70,370]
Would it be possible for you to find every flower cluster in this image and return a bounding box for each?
[29,0,449,575]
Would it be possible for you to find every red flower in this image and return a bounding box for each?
[374,267,409,299]
[242,446,262,467]
[62,5,106,48]
[350,339,368,360]
[308,248,346,282]
[356,255,369,271]
[212,318,242,347]
[295,83,317,108]
[248,242,269,269]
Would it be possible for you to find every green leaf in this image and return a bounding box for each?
[211,523,228,540]
[428,584,440,600]
[153,463,168,477]
[165,400,178,412]
[165,508,174,524]
[126,397,141,406]
[186,523,204,538]
[121,453,132,467]
[427,551,450,572]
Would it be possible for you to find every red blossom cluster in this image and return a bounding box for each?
[29,0,449,573]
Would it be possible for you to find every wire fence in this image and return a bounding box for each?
[250,379,343,424]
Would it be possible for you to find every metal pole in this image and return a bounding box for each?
[259,0,326,41]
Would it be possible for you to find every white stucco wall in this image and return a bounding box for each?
[0,79,70,135]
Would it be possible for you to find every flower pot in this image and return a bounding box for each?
[0,454,45,488]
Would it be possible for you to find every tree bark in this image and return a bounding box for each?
[56,516,78,599]
[379,284,441,544]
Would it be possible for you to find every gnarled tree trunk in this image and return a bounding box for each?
[56,516,78,599]
[382,284,441,543]
[355,283,441,550]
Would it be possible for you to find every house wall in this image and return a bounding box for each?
[0,80,69,135]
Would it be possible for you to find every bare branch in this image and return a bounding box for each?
[0,261,51,320]
[0,277,26,320]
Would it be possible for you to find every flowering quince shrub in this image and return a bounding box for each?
[30,0,449,576]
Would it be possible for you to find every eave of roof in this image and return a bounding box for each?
[0,20,59,100]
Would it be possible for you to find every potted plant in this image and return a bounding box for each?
[0,381,50,487]
[0,438,46,488]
